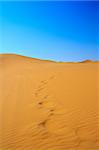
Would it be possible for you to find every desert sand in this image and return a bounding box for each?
[0,54,99,150]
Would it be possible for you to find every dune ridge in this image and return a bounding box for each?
[0,53,98,63]
[0,54,99,150]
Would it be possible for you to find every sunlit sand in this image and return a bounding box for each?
[0,54,99,150]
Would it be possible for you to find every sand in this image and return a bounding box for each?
[0,54,99,150]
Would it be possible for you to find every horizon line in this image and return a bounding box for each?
[0,53,99,63]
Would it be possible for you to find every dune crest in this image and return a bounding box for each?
[0,54,98,63]
[0,54,99,150]
[80,59,94,63]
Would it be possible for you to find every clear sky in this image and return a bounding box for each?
[0,1,99,62]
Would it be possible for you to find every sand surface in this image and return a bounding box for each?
[0,54,99,150]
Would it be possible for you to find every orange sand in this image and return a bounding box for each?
[0,54,99,150]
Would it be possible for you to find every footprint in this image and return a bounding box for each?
[37,87,45,92]
[34,92,38,96]
[43,95,49,100]
[49,75,55,80]
[38,84,46,89]
[38,120,47,128]
[38,101,44,106]
[49,109,54,116]
[41,80,48,85]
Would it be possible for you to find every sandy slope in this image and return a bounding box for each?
[0,54,99,150]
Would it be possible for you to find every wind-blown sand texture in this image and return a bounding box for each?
[0,54,99,150]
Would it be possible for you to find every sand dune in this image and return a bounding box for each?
[80,60,95,63]
[0,54,99,150]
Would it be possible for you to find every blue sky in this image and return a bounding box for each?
[0,1,99,62]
